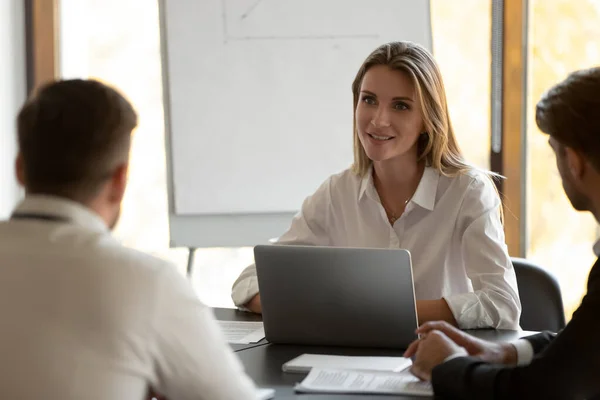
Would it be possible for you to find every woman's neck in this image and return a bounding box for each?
[373,155,424,192]
[372,154,425,221]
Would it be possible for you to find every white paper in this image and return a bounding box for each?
[256,388,275,400]
[283,354,412,373]
[217,321,265,344]
[295,368,433,397]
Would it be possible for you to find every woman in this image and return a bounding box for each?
[232,41,521,329]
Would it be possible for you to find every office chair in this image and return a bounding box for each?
[512,257,566,333]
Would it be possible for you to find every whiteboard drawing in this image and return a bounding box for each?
[221,0,379,42]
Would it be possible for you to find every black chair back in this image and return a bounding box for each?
[512,257,566,332]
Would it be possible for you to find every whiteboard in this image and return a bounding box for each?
[160,0,432,247]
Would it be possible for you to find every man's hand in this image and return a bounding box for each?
[245,294,262,314]
[409,330,467,381]
[404,321,517,365]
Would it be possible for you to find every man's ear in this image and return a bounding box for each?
[15,153,25,186]
[564,146,585,181]
[107,163,129,204]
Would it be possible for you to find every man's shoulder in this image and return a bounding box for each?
[78,235,187,302]
[91,235,175,274]
[0,222,175,275]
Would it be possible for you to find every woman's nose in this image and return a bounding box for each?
[370,108,391,128]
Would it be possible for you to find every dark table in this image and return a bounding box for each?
[213,307,537,399]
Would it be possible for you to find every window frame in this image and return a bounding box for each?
[491,0,528,257]
[24,0,59,93]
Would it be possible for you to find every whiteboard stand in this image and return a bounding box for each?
[186,247,196,277]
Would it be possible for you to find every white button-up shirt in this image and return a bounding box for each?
[0,196,257,400]
[233,167,521,329]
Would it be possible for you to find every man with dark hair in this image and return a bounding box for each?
[0,80,258,399]
[16,79,136,207]
[405,67,600,399]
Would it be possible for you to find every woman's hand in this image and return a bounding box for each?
[245,294,262,314]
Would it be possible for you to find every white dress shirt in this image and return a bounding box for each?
[232,167,521,329]
[0,196,257,400]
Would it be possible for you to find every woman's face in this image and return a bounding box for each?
[355,65,425,163]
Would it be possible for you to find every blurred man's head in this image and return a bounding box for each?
[16,79,138,229]
[536,67,600,222]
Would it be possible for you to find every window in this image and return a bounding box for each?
[431,0,492,170]
[526,0,600,318]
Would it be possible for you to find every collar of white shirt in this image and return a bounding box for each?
[357,165,441,210]
[12,195,108,233]
[594,237,600,257]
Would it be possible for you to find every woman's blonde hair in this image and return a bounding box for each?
[351,41,471,177]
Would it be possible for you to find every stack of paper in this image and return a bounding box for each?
[294,368,433,397]
[282,354,412,373]
[217,321,265,344]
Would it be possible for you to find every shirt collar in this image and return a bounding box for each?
[410,167,440,211]
[594,237,600,257]
[358,166,373,202]
[12,195,109,233]
[358,165,440,211]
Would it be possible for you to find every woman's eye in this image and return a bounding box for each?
[362,96,376,105]
[394,102,409,110]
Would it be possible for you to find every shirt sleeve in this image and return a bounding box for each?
[231,177,334,307]
[441,340,531,370]
[150,266,258,400]
[443,174,522,329]
[442,348,469,363]
[511,339,535,366]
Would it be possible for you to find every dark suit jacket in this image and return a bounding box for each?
[432,257,600,399]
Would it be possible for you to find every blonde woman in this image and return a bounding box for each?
[232,41,521,329]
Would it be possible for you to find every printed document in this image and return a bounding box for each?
[217,321,265,344]
[283,354,412,373]
[294,368,433,397]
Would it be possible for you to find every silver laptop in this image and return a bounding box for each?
[254,245,418,349]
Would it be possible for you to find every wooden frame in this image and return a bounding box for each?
[491,0,528,257]
[24,0,59,93]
